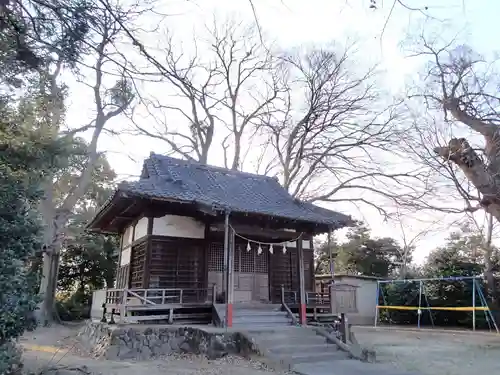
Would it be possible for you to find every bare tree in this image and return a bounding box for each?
[392,208,441,278]
[256,44,429,218]
[36,4,136,323]
[131,19,282,169]
[407,35,500,221]
[402,33,500,301]
[466,212,499,303]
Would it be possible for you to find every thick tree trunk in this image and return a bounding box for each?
[36,211,66,325]
[434,138,500,222]
[483,214,498,306]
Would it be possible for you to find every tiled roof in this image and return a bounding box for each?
[114,153,352,227]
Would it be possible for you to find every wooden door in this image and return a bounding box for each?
[234,244,269,302]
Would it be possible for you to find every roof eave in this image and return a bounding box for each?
[85,190,126,232]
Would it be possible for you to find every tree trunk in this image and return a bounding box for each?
[435,138,500,222]
[36,212,66,325]
[483,214,498,306]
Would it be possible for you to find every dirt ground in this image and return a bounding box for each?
[19,324,500,375]
[19,324,290,375]
[352,326,500,375]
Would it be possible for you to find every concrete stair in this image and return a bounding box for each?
[214,303,292,329]
[249,326,350,370]
[213,303,354,373]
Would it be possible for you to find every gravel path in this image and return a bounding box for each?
[352,327,500,375]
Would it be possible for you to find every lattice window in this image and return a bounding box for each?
[115,265,130,288]
[255,247,268,274]
[148,239,204,291]
[208,243,224,272]
[208,242,269,274]
[234,244,241,271]
[239,244,254,273]
[130,242,146,288]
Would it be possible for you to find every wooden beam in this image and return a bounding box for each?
[226,216,235,328]
[115,232,124,288]
[197,203,218,216]
[142,217,153,288]
[204,223,210,294]
[297,238,307,325]
[108,198,141,227]
[209,223,301,240]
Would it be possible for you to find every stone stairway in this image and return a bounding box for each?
[248,326,420,375]
[213,303,417,375]
[248,326,350,371]
[214,303,292,329]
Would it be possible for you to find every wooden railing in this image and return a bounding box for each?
[101,286,217,324]
[280,285,298,325]
[105,287,212,307]
[272,288,331,307]
[306,291,331,307]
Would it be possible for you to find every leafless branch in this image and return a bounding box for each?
[405,32,500,222]
[129,18,283,169]
[258,43,430,219]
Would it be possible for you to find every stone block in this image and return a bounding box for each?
[75,320,259,361]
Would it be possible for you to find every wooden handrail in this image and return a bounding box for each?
[127,289,156,305]
[105,287,210,306]
[211,283,217,304]
[281,285,299,326]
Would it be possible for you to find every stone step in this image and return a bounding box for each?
[256,335,326,348]
[233,316,290,324]
[252,328,322,339]
[232,324,293,331]
[292,359,422,375]
[238,326,301,334]
[286,349,348,365]
[232,310,285,317]
[268,343,339,355]
[232,303,282,311]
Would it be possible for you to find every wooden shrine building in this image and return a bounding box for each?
[87,153,353,326]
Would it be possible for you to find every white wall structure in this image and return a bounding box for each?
[285,240,311,249]
[134,216,149,240]
[91,289,106,320]
[333,275,379,325]
[120,247,131,266]
[122,225,134,247]
[119,223,136,267]
[153,215,205,238]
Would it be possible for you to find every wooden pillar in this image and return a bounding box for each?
[115,231,124,288]
[327,227,334,281]
[142,217,154,288]
[297,238,307,325]
[222,213,229,299]
[225,212,235,327]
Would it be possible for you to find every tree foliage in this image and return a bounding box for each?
[0,94,67,373]
[1,0,93,89]
[316,224,409,278]
[379,227,499,329]
[56,152,119,320]
[57,220,118,320]
[316,223,499,329]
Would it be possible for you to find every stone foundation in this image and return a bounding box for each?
[76,321,259,361]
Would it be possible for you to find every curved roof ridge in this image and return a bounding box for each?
[149,153,279,181]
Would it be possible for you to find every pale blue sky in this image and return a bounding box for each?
[65,0,499,263]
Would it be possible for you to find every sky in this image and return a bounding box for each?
[65,0,499,264]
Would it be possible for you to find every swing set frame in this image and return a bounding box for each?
[374,276,499,333]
